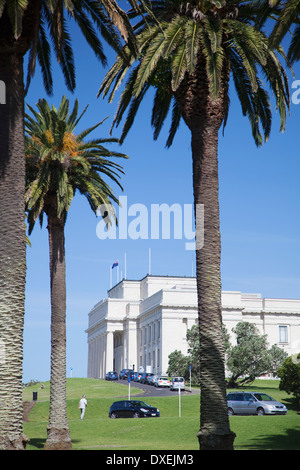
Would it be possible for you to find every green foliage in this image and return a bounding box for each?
[270,0,300,63]
[277,355,300,404]
[167,323,229,385]
[99,0,290,147]
[167,350,189,378]
[166,324,201,383]
[25,95,128,232]
[0,0,135,94]
[167,322,288,388]
[226,322,288,387]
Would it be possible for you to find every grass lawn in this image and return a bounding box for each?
[22,378,300,450]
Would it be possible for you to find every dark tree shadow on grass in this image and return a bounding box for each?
[240,427,300,450]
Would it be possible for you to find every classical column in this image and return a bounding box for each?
[106,331,114,372]
[100,334,105,378]
[127,320,137,370]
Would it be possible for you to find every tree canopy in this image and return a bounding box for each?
[278,354,300,404]
[167,321,288,387]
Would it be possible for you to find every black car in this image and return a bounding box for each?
[109,400,160,419]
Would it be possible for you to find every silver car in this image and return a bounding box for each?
[227,392,288,416]
[170,377,185,391]
[154,376,170,387]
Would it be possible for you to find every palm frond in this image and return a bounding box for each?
[151,85,173,140]
[288,24,300,62]
[199,19,224,100]
[184,19,199,74]
[270,0,300,48]
[98,0,290,150]
[4,0,29,39]
[166,98,182,148]
[171,41,187,91]
[35,16,53,95]
[99,0,137,54]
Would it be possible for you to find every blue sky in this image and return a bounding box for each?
[23,19,300,383]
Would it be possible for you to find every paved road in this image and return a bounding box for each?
[116,379,200,398]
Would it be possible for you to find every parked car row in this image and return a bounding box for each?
[105,374,287,418]
[118,371,186,390]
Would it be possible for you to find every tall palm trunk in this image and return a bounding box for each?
[44,206,72,450]
[0,50,27,450]
[0,1,41,450]
[175,58,235,450]
[191,124,235,450]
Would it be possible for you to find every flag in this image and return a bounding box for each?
[112,261,118,269]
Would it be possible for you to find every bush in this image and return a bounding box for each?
[277,354,300,404]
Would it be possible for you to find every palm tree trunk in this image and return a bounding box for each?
[174,55,235,450]
[0,50,27,450]
[191,123,235,450]
[44,209,72,450]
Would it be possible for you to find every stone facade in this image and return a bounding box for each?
[86,275,300,378]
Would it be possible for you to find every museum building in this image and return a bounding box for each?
[86,275,300,378]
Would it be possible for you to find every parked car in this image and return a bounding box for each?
[109,400,160,419]
[148,374,158,385]
[133,372,142,382]
[119,369,134,380]
[140,372,152,384]
[154,376,170,387]
[105,371,118,380]
[146,373,155,385]
[227,392,288,416]
[170,377,185,391]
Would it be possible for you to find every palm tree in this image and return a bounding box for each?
[269,0,300,62]
[0,0,134,449]
[25,95,128,449]
[98,0,290,449]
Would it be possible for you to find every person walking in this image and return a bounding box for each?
[78,395,87,420]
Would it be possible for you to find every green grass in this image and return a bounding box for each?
[23,378,300,450]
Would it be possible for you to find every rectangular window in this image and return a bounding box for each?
[279,325,288,343]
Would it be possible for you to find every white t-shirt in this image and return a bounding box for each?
[79,397,87,409]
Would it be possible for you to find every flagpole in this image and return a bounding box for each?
[124,252,127,279]
[110,266,112,289]
[149,248,151,275]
